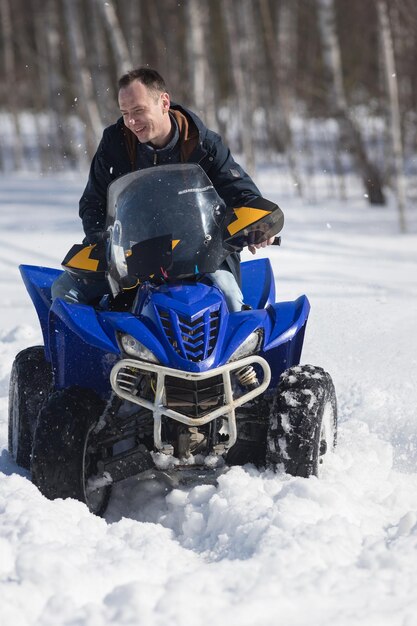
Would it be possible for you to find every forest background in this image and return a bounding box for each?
[1,0,417,231]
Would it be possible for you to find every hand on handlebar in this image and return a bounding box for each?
[248,236,277,255]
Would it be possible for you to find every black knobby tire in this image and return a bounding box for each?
[8,346,52,470]
[266,364,337,477]
[31,386,112,515]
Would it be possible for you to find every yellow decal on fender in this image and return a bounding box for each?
[227,207,271,236]
[65,245,99,271]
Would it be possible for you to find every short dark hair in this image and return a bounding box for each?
[118,68,167,95]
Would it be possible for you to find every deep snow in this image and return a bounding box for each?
[1,171,417,626]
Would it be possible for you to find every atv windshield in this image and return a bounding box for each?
[106,164,228,289]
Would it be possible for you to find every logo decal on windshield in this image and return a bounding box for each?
[178,185,214,195]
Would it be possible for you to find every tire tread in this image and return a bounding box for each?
[266,364,337,477]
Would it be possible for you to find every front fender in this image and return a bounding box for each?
[48,299,119,394]
[50,299,119,354]
[264,295,310,349]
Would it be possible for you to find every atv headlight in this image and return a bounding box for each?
[228,330,263,362]
[119,334,159,363]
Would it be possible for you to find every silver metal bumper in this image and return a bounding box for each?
[110,355,271,453]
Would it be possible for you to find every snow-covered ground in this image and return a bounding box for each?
[1,171,417,626]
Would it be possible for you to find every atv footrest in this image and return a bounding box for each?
[97,444,153,483]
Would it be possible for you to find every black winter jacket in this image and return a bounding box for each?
[79,103,262,283]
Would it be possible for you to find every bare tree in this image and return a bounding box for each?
[45,0,67,167]
[260,0,303,194]
[221,0,255,174]
[124,0,143,65]
[377,0,407,231]
[87,1,116,127]
[145,1,167,71]
[0,0,24,169]
[63,0,104,155]
[93,0,132,75]
[31,0,57,171]
[317,0,386,204]
[185,0,217,129]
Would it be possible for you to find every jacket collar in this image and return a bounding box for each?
[118,102,207,170]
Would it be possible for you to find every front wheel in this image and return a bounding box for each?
[266,365,337,477]
[31,387,112,515]
[8,346,52,469]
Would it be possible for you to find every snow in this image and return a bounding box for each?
[1,171,417,625]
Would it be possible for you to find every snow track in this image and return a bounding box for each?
[1,173,417,625]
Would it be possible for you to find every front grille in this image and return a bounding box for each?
[165,374,224,419]
[157,306,220,362]
[114,363,225,420]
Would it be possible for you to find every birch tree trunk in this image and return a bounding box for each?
[144,2,166,71]
[277,0,303,195]
[221,0,255,174]
[0,0,24,169]
[258,0,283,154]
[88,0,115,126]
[376,0,407,232]
[46,0,77,168]
[33,0,54,171]
[186,0,217,130]
[93,0,132,76]
[259,0,303,194]
[63,0,104,155]
[125,0,143,64]
[317,0,386,205]
[164,0,187,103]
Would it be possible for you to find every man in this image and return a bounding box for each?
[52,68,275,311]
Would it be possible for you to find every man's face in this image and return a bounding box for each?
[118,80,171,148]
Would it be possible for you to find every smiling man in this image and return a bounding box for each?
[118,77,172,147]
[52,68,276,310]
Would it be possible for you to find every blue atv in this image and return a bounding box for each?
[8,164,337,515]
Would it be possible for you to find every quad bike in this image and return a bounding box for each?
[8,163,337,515]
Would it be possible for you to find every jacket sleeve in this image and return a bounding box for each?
[203,130,262,208]
[79,129,115,242]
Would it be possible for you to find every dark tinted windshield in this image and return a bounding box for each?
[106,164,228,287]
